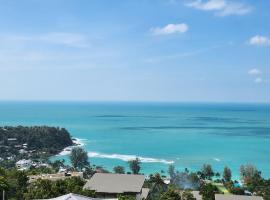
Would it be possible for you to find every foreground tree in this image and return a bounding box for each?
[200,183,218,200]
[69,147,90,171]
[223,166,232,182]
[24,177,95,199]
[128,158,141,174]
[160,188,181,200]
[113,166,125,174]
[182,190,196,200]
[0,176,8,200]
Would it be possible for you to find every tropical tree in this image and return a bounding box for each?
[0,176,8,200]
[223,166,232,182]
[201,164,214,180]
[199,183,218,200]
[148,173,167,199]
[69,147,90,171]
[240,164,261,185]
[159,188,181,200]
[182,190,196,200]
[168,165,176,180]
[113,166,125,174]
[128,158,141,174]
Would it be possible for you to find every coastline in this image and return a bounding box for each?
[57,138,86,156]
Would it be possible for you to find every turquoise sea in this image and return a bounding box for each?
[1,102,270,178]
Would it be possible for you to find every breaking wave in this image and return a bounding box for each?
[88,151,174,164]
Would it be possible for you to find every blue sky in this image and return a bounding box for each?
[0,0,269,102]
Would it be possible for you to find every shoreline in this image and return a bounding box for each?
[57,138,86,156]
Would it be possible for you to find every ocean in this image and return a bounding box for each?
[1,101,270,178]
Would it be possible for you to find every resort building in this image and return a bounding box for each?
[16,159,32,170]
[28,172,83,183]
[38,193,101,200]
[83,173,149,200]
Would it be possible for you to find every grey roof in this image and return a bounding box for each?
[38,193,100,200]
[215,194,263,200]
[84,173,145,194]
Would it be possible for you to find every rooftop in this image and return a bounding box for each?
[215,194,263,200]
[84,173,145,194]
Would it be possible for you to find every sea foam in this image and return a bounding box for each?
[87,151,174,164]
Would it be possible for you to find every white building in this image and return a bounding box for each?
[16,159,32,170]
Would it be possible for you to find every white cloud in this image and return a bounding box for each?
[248,68,262,76]
[254,77,263,83]
[248,35,270,46]
[186,0,252,16]
[187,0,226,11]
[151,23,188,35]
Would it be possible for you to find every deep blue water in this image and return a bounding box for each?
[0,101,270,178]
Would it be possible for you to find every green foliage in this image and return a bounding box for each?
[223,166,232,182]
[168,165,176,179]
[240,164,261,186]
[27,166,55,175]
[118,194,136,200]
[128,158,141,174]
[159,188,181,200]
[1,168,28,200]
[200,164,214,180]
[182,190,196,200]
[0,126,73,168]
[24,177,95,200]
[199,183,218,200]
[113,165,125,174]
[148,173,168,200]
[69,147,90,171]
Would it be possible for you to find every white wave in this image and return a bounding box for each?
[213,158,221,162]
[88,151,174,164]
[56,138,87,156]
[73,138,87,146]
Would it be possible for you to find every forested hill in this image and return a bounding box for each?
[0,126,74,155]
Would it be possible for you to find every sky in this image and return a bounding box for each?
[0,0,269,103]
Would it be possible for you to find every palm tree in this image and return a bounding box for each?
[149,173,167,199]
[0,176,8,200]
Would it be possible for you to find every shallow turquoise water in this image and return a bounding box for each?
[0,102,270,178]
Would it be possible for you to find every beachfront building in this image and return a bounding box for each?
[38,193,101,200]
[83,173,149,200]
[16,159,32,170]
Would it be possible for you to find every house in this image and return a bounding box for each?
[215,194,263,200]
[37,193,101,200]
[83,173,149,200]
[16,159,32,170]
[190,191,263,200]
